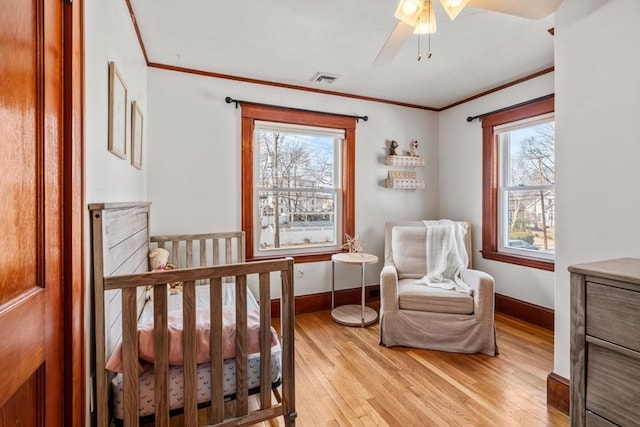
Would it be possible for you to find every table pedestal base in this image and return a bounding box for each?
[331,305,378,327]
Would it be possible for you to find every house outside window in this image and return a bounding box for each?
[481,95,555,271]
[241,104,355,263]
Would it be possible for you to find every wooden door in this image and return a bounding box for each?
[0,0,65,425]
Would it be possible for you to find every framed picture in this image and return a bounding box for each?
[131,101,143,170]
[108,61,128,159]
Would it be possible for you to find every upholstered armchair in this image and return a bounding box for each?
[379,221,497,356]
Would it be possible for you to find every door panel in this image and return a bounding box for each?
[0,0,38,303]
[0,290,45,406]
[0,369,41,427]
[0,0,64,424]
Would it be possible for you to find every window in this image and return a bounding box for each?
[255,122,343,255]
[241,104,355,262]
[481,96,555,271]
[497,114,555,259]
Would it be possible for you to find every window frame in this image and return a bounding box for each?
[241,104,355,263]
[496,113,555,261]
[481,95,555,271]
[253,122,343,257]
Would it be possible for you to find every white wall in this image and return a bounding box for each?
[554,0,640,378]
[85,1,148,204]
[438,73,556,309]
[146,68,438,297]
[84,0,148,422]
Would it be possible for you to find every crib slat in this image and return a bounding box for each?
[209,277,224,424]
[199,239,206,267]
[259,272,272,409]
[123,287,140,427]
[200,239,208,286]
[169,240,177,268]
[225,237,232,264]
[186,240,193,268]
[182,281,197,426]
[153,285,169,426]
[223,237,233,283]
[225,237,232,283]
[212,238,219,265]
[235,275,249,416]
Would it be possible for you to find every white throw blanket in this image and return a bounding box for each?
[415,220,472,295]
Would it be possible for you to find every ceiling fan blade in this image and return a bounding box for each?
[374,21,414,65]
[468,0,563,19]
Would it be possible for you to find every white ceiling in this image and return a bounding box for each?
[130,0,556,109]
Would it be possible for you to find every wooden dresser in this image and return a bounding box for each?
[569,258,640,427]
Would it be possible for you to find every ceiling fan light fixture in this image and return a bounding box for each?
[394,0,425,26]
[413,2,437,34]
[439,0,471,20]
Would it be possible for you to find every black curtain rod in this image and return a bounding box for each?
[466,93,554,122]
[225,97,368,122]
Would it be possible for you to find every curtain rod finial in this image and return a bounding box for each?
[466,116,475,122]
[225,97,239,108]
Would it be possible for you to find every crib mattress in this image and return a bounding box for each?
[111,282,280,420]
[111,344,282,419]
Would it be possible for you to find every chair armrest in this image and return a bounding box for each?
[380,264,400,312]
[461,269,495,320]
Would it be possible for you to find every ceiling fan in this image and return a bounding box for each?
[374,0,563,64]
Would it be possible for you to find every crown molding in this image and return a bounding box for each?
[125,2,554,112]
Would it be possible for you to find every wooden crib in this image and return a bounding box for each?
[89,202,296,426]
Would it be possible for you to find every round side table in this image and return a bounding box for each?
[331,252,379,327]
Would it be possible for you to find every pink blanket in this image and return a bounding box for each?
[105,306,278,373]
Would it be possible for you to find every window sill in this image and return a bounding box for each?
[250,251,345,264]
[481,250,555,271]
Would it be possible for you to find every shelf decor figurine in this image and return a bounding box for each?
[388,140,399,156]
[408,140,420,157]
[341,233,363,254]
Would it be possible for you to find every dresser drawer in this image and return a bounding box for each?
[586,281,640,352]
[586,343,640,427]
[586,411,619,427]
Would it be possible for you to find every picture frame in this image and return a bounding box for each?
[131,101,143,170]
[108,61,128,159]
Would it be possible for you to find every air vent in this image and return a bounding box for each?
[310,72,341,85]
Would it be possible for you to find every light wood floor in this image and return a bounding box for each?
[259,309,569,427]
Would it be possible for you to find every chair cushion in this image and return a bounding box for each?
[391,226,427,279]
[398,278,474,314]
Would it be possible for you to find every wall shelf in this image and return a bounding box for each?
[385,178,425,190]
[384,155,425,167]
[384,154,425,189]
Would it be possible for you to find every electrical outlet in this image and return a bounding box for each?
[295,267,304,279]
